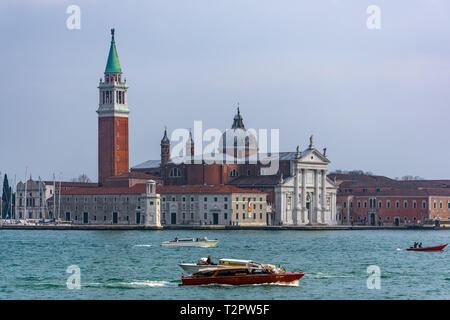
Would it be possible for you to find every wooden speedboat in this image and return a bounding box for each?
[406,243,447,251]
[179,258,270,274]
[181,266,304,286]
[161,237,219,248]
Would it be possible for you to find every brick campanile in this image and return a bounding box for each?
[97,29,129,185]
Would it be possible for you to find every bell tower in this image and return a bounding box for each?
[97,29,129,185]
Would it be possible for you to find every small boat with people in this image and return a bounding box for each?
[161,237,219,248]
[178,257,280,274]
[406,242,447,251]
[181,265,304,286]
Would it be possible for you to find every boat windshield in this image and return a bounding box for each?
[216,268,249,276]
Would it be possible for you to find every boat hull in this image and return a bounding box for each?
[406,244,447,251]
[161,240,219,248]
[181,272,305,286]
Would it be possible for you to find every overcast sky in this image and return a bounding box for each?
[1,0,449,185]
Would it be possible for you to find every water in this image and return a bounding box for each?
[0,229,449,299]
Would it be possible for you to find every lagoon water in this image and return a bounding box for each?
[0,229,449,299]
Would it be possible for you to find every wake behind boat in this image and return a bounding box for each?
[161,237,219,248]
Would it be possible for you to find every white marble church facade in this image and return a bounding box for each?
[274,146,338,226]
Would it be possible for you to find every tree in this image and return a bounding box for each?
[2,174,12,219]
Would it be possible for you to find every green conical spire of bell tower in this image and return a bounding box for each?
[105,28,122,74]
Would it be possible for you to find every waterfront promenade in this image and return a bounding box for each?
[0,223,434,231]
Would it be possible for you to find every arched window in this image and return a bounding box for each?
[169,167,182,178]
[230,169,239,177]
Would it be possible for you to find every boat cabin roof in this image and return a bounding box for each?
[219,259,256,264]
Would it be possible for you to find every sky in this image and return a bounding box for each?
[1,0,450,186]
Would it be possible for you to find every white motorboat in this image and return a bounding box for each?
[161,237,219,248]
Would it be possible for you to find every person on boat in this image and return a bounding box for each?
[413,242,417,248]
[204,236,208,241]
[419,242,422,248]
[206,256,214,265]
[174,236,179,242]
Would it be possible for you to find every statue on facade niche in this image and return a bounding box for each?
[309,135,314,149]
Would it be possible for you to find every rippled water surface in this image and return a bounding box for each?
[0,229,449,299]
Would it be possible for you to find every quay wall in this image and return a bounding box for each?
[0,224,444,231]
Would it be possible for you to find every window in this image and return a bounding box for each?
[343,202,347,208]
[214,197,218,202]
[224,197,228,202]
[357,201,361,208]
[350,201,353,208]
[378,200,382,208]
[413,201,417,209]
[204,197,208,202]
[433,201,437,209]
[169,167,181,177]
[204,213,207,219]
[247,170,251,176]
[404,200,408,209]
[364,201,367,208]
[387,200,391,208]
[396,201,399,208]
[230,169,239,177]
[224,213,228,220]
[224,204,228,209]
[422,200,426,209]
[440,201,443,209]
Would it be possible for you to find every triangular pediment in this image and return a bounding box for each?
[299,148,330,164]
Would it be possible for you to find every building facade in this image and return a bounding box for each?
[274,147,338,225]
[51,180,160,226]
[15,179,97,220]
[158,185,268,226]
[329,173,450,226]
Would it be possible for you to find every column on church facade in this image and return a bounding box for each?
[293,161,300,225]
[314,169,320,224]
[301,168,307,224]
[321,169,327,224]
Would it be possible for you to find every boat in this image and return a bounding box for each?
[423,219,450,229]
[181,266,304,286]
[406,244,447,251]
[179,258,271,274]
[161,237,219,248]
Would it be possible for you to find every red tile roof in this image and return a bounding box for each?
[60,184,146,195]
[106,172,159,180]
[44,181,98,188]
[157,184,265,195]
[58,184,264,196]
